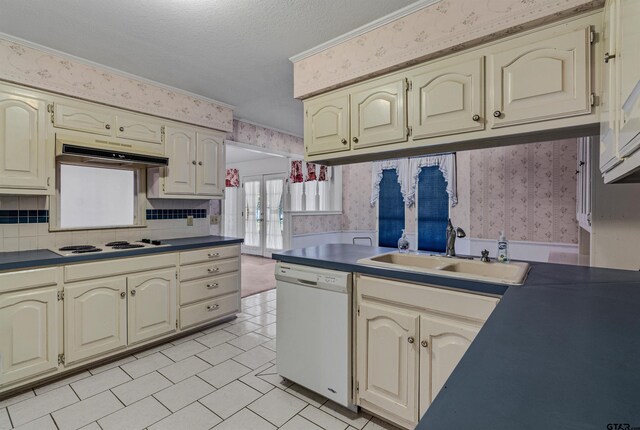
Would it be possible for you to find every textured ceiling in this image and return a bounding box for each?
[0,0,416,136]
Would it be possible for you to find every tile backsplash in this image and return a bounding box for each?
[0,196,211,252]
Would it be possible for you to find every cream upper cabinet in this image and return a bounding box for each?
[615,0,640,159]
[164,126,197,194]
[305,94,350,156]
[357,300,419,426]
[115,113,163,145]
[64,278,127,365]
[149,127,225,198]
[195,131,224,196]
[600,0,622,173]
[0,86,51,193]
[0,287,58,386]
[409,57,485,140]
[53,101,114,136]
[350,77,407,149]
[418,313,480,415]
[127,269,177,345]
[489,26,592,128]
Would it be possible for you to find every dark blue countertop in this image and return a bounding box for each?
[272,244,640,430]
[0,235,243,272]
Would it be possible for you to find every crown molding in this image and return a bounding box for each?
[0,31,235,110]
[289,0,441,63]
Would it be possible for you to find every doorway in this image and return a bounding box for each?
[242,173,286,257]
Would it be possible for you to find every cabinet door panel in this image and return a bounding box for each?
[115,114,163,146]
[357,301,418,424]
[419,313,480,415]
[617,0,640,158]
[127,269,176,344]
[0,287,58,386]
[411,58,484,140]
[164,127,196,194]
[196,132,223,196]
[490,27,591,128]
[53,102,113,136]
[0,94,48,190]
[64,279,127,365]
[351,79,407,148]
[600,0,622,173]
[305,95,350,156]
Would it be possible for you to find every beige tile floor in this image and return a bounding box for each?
[0,289,402,430]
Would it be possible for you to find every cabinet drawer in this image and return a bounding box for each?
[0,267,60,291]
[180,272,240,306]
[180,292,239,329]
[53,102,114,136]
[180,245,240,265]
[179,258,239,282]
[357,275,499,322]
[65,253,176,282]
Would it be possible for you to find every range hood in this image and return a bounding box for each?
[55,137,168,167]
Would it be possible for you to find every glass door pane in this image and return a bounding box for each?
[244,178,262,249]
[265,176,284,252]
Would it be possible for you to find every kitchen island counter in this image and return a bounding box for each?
[273,244,640,430]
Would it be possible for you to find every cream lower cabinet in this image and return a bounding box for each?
[64,278,127,365]
[355,275,498,429]
[0,283,59,387]
[127,269,177,345]
[179,245,241,329]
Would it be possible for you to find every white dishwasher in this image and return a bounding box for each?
[275,262,354,409]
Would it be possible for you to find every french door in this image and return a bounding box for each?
[242,173,286,257]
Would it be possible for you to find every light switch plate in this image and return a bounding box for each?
[186,216,194,226]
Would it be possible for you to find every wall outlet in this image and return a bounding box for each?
[210,215,221,225]
[186,216,193,226]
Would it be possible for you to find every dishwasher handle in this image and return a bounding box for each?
[297,279,318,287]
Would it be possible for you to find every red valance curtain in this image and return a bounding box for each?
[225,168,239,187]
[306,163,317,182]
[290,160,304,183]
[318,165,329,182]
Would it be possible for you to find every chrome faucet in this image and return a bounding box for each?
[445,219,466,257]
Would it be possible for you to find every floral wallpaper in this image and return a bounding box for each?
[0,37,233,131]
[453,139,579,244]
[292,215,342,235]
[293,0,603,98]
[230,120,304,155]
[341,162,376,232]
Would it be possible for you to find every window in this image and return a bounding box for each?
[54,162,144,230]
[378,169,405,248]
[417,166,449,252]
[288,162,342,213]
[223,187,240,237]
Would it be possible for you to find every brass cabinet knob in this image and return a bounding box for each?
[408,336,415,344]
[130,290,136,296]
[119,126,124,132]
[472,114,480,122]
[105,124,111,129]
[341,138,347,145]
[198,161,203,166]
[493,110,502,118]
[192,160,197,165]
[604,52,616,63]
[352,137,359,143]
[120,291,126,298]
[421,340,428,348]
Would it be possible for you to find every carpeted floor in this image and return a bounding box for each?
[241,254,276,298]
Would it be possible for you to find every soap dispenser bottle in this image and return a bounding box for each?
[497,231,509,263]
[398,229,410,253]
